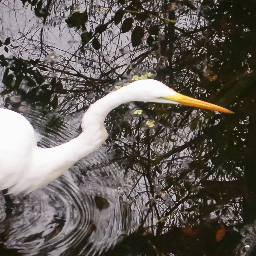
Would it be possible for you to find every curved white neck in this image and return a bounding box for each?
[18,87,132,193]
[81,87,132,129]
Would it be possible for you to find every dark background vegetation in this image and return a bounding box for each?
[1,0,256,255]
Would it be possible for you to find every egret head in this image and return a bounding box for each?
[121,79,233,114]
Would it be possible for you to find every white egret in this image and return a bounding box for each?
[0,79,233,194]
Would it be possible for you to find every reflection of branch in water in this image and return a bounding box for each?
[124,9,176,23]
[2,189,13,219]
[152,122,221,166]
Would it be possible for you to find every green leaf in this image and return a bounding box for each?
[131,75,139,81]
[134,109,143,115]
[146,72,152,78]
[131,73,152,81]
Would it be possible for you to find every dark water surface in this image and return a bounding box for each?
[0,0,256,255]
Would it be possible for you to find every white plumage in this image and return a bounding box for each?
[0,79,232,194]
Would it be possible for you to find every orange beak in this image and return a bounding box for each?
[164,93,233,114]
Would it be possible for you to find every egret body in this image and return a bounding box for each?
[0,79,233,194]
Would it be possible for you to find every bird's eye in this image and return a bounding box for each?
[158,97,166,100]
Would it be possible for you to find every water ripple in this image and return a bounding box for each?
[0,108,137,255]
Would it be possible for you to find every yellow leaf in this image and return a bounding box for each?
[146,120,155,127]
[131,75,139,81]
[134,110,143,115]
[146,72,152,77]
